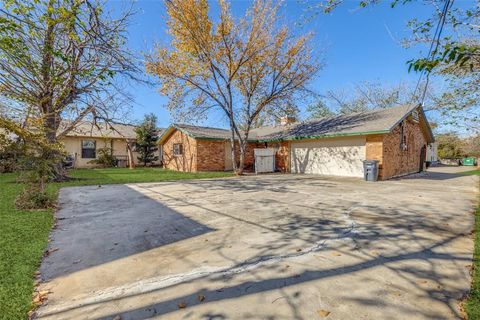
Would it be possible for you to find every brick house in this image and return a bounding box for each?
[158,104,434,180]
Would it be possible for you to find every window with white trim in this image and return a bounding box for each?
[81,140,96,158]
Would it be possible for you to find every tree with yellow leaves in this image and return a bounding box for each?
[146,0,320,174]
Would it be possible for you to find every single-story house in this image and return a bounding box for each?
[159,104,434,180]
[59,122,162,168]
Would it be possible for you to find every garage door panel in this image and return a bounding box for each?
[291,137,366,177]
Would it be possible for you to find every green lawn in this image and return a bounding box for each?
[0,168,232,320]
[465,181,480,319]
[462,169,480,176]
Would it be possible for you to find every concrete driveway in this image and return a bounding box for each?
[36,167,478,320]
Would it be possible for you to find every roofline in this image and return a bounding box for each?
[64,134,136,139]
[158,124,233,144]
[385,104,435,143]
[419,107,435,143]
[159,105,435,144]
[159,125,391,144]
[386,104,419,131]
[256,130,390,142]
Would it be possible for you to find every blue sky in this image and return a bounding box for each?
[119,0,447,128]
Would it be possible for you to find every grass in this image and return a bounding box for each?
[465,179,480,319]
[462,169,480,176]
[0,167,232,320]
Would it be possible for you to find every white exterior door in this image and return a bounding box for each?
[290,137,366,177]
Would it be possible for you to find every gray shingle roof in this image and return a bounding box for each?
[174,123,232,140]
[251,104,419,141]
[161,104,432,143]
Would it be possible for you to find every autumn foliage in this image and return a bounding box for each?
[146,0,319,173]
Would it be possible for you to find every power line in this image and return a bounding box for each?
[413,0,455,106]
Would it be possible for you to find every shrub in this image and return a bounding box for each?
[0,134,24,173]
[14,185,56,210]
[88,147,116,167]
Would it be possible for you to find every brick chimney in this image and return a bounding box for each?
[279,116,296,126]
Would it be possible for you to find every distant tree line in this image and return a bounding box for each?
[436,133,480,159]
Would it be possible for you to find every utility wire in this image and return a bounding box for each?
[413,0,455,106]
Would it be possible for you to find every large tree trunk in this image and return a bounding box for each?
[43,113,67,181]
[40,1,66,181]
[229,123,238,173]
[126,140,136,169]
[237,140,246,175]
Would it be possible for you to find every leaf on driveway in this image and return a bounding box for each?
[178,302,187,308]
[198,294,206,302]
[43,248,59,257]
[317,309,331,317]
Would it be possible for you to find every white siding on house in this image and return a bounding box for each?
[290,136,366,177]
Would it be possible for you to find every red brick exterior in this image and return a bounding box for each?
[365,114,427,180]
[197,140,225,171]
[381,116,427,179]
[163,114,429,178]
[235,142,262,171]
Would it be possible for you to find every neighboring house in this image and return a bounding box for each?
[59,122,163,168]
[159,104,434,180]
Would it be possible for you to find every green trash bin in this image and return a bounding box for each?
[462,157,477,166]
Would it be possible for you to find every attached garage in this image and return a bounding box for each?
[290,136,366,177]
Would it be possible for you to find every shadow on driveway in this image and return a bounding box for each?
[40,185,214,280]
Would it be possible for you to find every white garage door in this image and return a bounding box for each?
[291,137,366,177]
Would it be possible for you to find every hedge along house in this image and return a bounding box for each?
[158,104,435,180]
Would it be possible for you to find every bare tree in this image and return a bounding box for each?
[0,0,140,178]
[146,0,320,174]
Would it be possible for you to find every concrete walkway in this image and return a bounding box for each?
[36,166,478,320]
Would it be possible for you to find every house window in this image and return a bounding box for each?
[173,143,183,156]
[81,140,96,158]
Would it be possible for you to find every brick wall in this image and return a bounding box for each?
[381,117,427,179]
[197,139,226,171]
[232,142,260,171]
[162,130,198,172]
